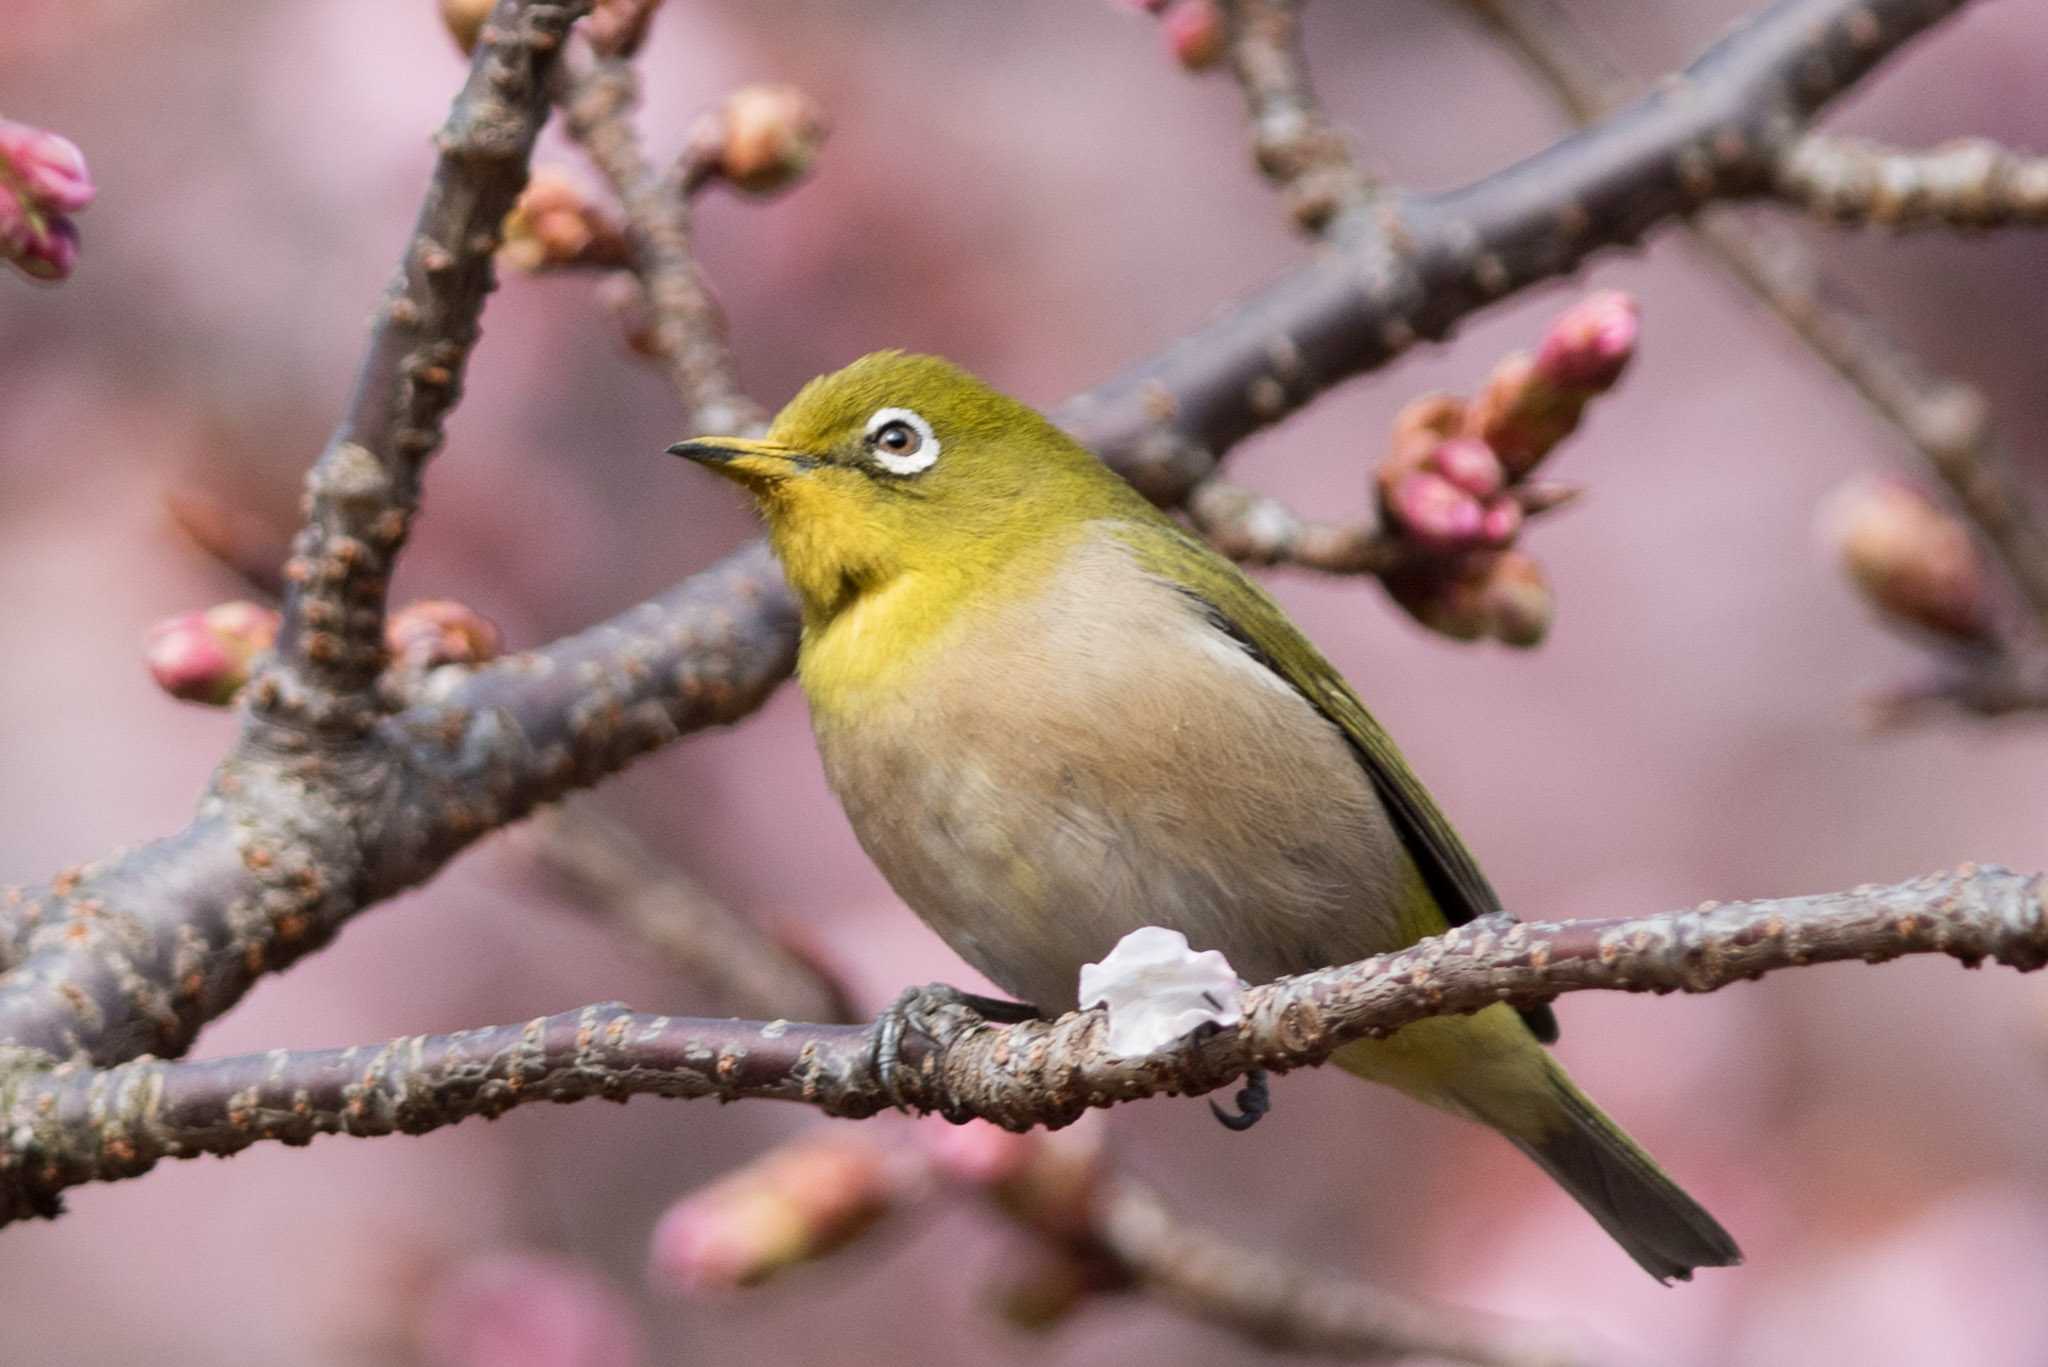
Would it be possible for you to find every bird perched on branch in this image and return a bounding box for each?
[670,351,1740,1282]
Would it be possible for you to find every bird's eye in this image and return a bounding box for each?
[862,407,939,476]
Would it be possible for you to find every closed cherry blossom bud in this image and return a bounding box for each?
[501,170,628,272]
[0,119,93,282]
[1477,550,1554,647]
[1162,0,1225,70]
[1387,470,1486,553]
[584,0,664,58]
[386,600,503,671]
[144,601,280,705]
[649,1134,902,1293]
[1826,478,1993,645]
[1385,551,1553,647]
[701,86,828,196]
[1533,289,1638,393]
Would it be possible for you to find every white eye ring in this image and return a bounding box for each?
[864,407,939,476]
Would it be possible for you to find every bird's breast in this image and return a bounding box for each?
[807,528,1410,1010]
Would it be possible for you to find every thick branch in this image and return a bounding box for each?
[264,0,588,726]
[2,865,2035,1225]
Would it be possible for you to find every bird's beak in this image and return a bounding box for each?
[666,436,816,486]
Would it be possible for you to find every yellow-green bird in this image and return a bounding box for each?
[670,351,1740,1282]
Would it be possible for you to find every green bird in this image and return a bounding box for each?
[669,351,1740,1282]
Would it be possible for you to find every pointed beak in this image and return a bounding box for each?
[666,436,816,486]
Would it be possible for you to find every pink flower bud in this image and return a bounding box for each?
[649,1135,900,1294]
[419,1252,643,1367]
[386,599,503,671]
[1162,0,1225,70]
[1466,351,1585,478]
[0,121,94,214]
[1826,478,1993,645]
[0,119,92,282]
[144,601,280,705]
[585,0,665,58]
[1429,436,1505,499]
[1533,289,1638,393]
[1387,470,1485,553]
[704,86,828,196]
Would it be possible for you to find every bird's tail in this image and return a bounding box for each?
[1333,1004,1741,1283]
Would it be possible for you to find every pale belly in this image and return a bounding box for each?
[809,536,1410,1012]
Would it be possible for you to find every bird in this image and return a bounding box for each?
[668,350,1740,1282]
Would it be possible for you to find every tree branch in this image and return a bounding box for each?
[1776,133,2048,230]
[1221,0,1374,232]
[262,0,589,728]
[2,864,2035,1225]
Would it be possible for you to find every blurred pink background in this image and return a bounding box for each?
[3,1,2047,1363]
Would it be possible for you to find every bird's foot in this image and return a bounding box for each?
[871,983,1043,1113]
[1209,1068,1271,1131]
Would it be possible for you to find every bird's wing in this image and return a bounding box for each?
[1118,520,1559,1043]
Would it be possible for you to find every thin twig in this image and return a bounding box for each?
[2,863,2036,1225]
[521,802,856,1023]
[552,40,763,435]
[261,0,588,730]
[1221,0,1374,232]
[1777,133,2048,230]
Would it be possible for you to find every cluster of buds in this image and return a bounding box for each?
[1376,290,1639,646]
[1825,477,1994,646]
[1122,0,1225,71]
[685,86,829,198]
[0,118,93,281]
[501,169,630,273]
[144,599,501,706]
[647,1133,910,1292]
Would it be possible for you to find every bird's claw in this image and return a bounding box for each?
[871,983,1042,1113]
[1209,1068,1271,1131]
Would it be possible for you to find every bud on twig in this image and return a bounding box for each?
[386,600,503,673]
[1161,0,1225,71]
[501,169,630,272]
[1826,478,1994,645]
[437,0,495,55]
[648,1134,906,1293]
[691,86,828,197]
[0,118,94,282]
[144,602,280,705]
[1468,291,1638,475]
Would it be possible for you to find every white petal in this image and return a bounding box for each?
[1078,926,1243,1059]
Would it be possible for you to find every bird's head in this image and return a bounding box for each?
[670,351,1124,625]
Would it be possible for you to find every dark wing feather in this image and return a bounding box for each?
[1121,523,1559,1043]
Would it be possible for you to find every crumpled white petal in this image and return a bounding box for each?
[1077,926,1243,1059]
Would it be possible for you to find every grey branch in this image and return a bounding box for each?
[263,0,587,726]
[0,0,1985,1076]
[1,864,2036,1228]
